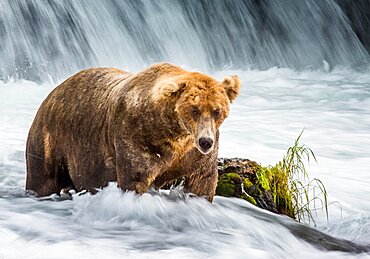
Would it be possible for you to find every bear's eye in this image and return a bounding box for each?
[212,109,221,119]
[191,107,201,118]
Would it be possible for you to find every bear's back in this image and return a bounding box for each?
[31,68,131,144]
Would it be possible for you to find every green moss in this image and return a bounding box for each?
[216,180,235,197]
[216,172,243,197]
[243,178,253,189]
[241,193,257,205]
[223,172,241,182]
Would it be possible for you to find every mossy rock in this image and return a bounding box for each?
[217,158,283,215]
[216,173,242,197]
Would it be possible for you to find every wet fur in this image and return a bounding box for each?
[25,63,240,201]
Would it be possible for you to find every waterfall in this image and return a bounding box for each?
[0,0,369,82]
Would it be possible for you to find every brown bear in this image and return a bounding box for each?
[25,63,240,201]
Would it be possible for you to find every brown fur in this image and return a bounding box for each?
[25,63,240,201]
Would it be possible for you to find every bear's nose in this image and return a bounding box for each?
[199,137,214,152]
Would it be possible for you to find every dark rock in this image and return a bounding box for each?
[216,158,283,216]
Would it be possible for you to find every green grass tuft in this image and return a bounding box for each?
[266,130,329,224]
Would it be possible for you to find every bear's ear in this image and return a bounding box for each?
[152,79,186,103]
[222,75,241,103]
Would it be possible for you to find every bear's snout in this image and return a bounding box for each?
[198,137,214,154]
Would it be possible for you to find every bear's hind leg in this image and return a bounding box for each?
[26,156,73,197]
[26,133,73,197]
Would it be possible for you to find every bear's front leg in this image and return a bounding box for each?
[115,143,166,194]
[183,148,219,202]
[152,147,219,201]
[185,169,218,202]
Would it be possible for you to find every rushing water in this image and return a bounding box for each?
[0,0,369,82]
[1,0,370,258]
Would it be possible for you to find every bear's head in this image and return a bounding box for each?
[153,72,241,154]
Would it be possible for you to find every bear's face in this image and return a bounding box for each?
[152,72,240,155]
[174,75,241,154]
